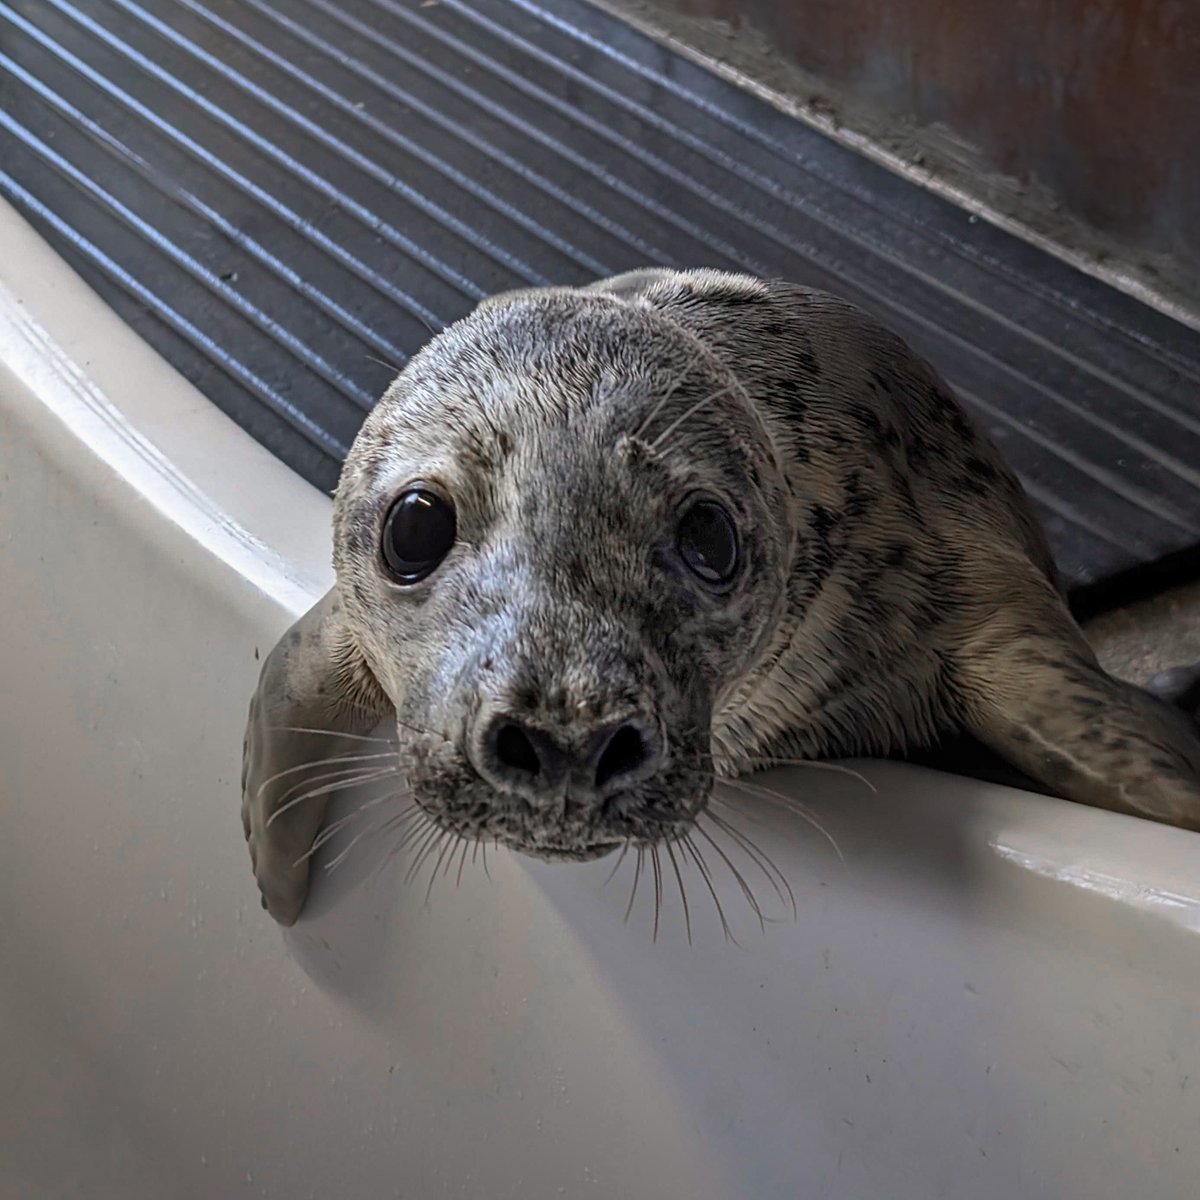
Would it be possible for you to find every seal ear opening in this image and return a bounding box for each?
[952,576,1200,832]
[241,587,392,925]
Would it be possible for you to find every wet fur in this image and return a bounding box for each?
[243,268,1200,925]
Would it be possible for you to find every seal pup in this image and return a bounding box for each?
[242,268,1200,925]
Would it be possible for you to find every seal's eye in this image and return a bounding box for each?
[381,488,456,583]
[677,500,739,585]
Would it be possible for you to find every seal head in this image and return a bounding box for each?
[332,289,791,860]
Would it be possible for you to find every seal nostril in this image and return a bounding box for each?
[495,722,542,777]
[594,724,648,789]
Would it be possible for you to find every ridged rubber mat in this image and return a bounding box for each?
[3,0,1200,602]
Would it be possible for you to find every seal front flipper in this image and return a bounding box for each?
[242,587,392,925]
[953,572,1200,832]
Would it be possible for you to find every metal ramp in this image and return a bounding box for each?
[4,0,1199,607]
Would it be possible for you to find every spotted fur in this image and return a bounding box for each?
[243,268,1200,925]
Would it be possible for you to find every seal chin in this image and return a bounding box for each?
[510,840,623,863]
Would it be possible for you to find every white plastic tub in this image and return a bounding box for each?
[2,200,1198,1199]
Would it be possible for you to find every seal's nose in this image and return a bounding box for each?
[476,711,661,808]
[488,719,570,795]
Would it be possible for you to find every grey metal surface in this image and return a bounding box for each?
[2,0,1199,597]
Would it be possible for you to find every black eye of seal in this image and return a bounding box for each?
[381,488,457,583]
[677,499,739,585]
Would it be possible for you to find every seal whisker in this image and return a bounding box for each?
[367,801,429,868]
[412,830,451,897]
[377,809,436,877]
[390,809,434,852]
[267,716,451,746]
[372,804,420,840]
[273,758,399,801]
[624,847,644,923]
[364,352,404,373]
[632,359,696,440]
[424,832,461,903]
[304,806,412,873]
[716,777,847,865]
[738,757,877,793]
[680,833,739,945]
[648,381,740,450]
[322,828,371,873]
[455,838,472,888]
[309,789,407,853]
[703,810,797,920]
[691,821,767,933]
[407,829,446,893]
[393,715,457,745]
[442,832,466,878]
[403,822,445,886]
[409,825,448,886]
[269,766,404,830]
[601,840,632,889]
[317,802,414,875]
[709,809,796,919]
[268,753,403,811]
[363,805,425,880]
[265,725,397,746]
[257,751,397,802]
[323,814,395,873]
[650,845,663,942]
[664,838,692,945]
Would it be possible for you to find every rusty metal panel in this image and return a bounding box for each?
[639,0,1200,296]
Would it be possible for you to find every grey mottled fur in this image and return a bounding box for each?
[243,269,1200,925]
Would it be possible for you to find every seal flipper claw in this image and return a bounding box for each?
[954,581,1200,832]
[242,587,392,925]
